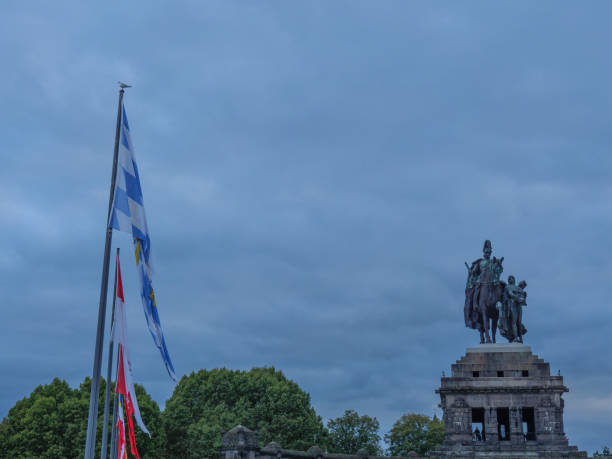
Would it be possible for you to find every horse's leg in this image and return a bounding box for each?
[479,328,485,344]
[492,312,497,343]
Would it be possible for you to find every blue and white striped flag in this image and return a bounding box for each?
[109,103,177,381]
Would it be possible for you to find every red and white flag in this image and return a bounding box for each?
[117,399,127,459]
[112,257,150,458]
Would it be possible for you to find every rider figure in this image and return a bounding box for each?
[473,241,503,286]
[464,240,504,343]
[471,240,504,310]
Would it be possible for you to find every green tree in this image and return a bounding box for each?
[326,409,382,455]
[0,377,163,459]
[594,446,612,457]
[384,413,444,456]
[0,378,85,458]
[130,383,166,457]
[162,367,327,458]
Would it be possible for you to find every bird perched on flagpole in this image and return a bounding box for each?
[118,81,132,89]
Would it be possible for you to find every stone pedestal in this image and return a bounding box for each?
[221,425,259,459]
[431,343,586,458]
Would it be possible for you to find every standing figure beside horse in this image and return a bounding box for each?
[497,277,528,343]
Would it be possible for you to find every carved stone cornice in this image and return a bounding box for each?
[436,385,568,395]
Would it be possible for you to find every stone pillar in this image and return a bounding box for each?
[485,407,498,443]
[510,407,523,445]
[559,397,566,437]
[220,425,258,459]
[551,398,568,445]
[306,446,324,458]
[446,398,472,445]
[536,397,558,444]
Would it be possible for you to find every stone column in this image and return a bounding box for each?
[220,425,259,459]
[559,397,566,437]
[509,407,523,445]
[536,398,556,444]
[485,407,498,443]
[551,399,568,445]
[445,398,472,445]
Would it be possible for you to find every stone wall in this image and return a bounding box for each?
[219,425,608,459]
[220,425,423,459]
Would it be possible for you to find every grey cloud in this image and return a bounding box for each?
[2,1,612,455]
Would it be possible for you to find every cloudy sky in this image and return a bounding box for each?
[2,1,612,454]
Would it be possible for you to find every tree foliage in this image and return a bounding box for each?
[594,446,612,457]
[384,413,444,456]
[0,377,163,459]
[1,370,450,459]
[326,409,382,455]
[0,378,86,459]
[162,367,327,459]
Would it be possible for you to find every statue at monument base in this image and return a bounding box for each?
[217,240,595,458]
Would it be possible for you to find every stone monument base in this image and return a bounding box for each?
[433,343,586,458]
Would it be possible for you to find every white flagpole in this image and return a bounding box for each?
[84,86,126,459]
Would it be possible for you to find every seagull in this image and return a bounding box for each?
[118,81,132,89]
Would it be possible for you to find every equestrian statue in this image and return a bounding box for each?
[464,240,528,344]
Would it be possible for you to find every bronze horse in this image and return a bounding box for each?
[473,280,505,344]
[465,255,505,344]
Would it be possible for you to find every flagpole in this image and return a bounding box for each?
[109,323,121,459]
[84,87,125,459]
[109,349,120,459]
[100,248,120,459]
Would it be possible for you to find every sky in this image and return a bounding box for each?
[1,0,612,454]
